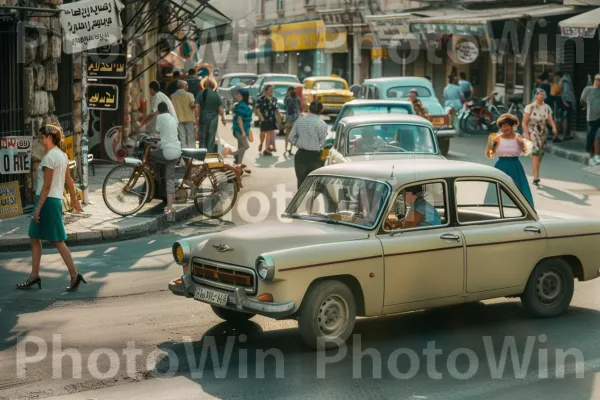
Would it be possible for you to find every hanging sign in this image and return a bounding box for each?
[455,41,479,64]
[87,83,119,110]
[59,0,125,54]
[0,136,32,175]
[0,181,23,219]
[86,53,127,78]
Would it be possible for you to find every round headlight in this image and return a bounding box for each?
[255,256,275,281]
[172,241,190,266]
[257,260,268,280]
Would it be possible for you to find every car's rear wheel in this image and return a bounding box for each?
[211,305,255,323]
[298,280,356,350]
[439,138,450,157]
[521,258,574,318]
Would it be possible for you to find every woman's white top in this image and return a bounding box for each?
[156,113,182,160]
[495,137,521,157]
[36,147,68,198]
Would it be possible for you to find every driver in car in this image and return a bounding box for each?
[386,184,441,230]
[353,127,386,154]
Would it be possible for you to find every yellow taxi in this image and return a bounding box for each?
[302,76,354,114]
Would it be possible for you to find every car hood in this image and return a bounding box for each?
[195,220,370,267]
[310,89,353,96]
[342,153,444,162]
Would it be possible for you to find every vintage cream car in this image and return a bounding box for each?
[169,159,600,349]
[303,76,354,114]
[325,114,445,165]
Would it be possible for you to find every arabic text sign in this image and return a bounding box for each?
[560,26,596,39]
[87,84,119,110]
[0,136,32,175]
[87,53,127,78]
[0,181,23,219]
[367,15,414,42]
[59,0,124,54]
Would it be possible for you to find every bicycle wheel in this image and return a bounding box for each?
[103,164,151,216]
[194,170,238,219]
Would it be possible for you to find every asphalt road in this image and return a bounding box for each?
[2,121,600,399]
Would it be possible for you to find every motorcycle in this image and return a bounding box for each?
[458,93,506,135]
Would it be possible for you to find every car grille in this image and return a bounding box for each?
[326,96,345,102]
[191,259,256,294]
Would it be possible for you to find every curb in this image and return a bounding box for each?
[0,202,201,253]
[546,143,589,165]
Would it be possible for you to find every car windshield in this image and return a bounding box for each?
[274,85,292,99]
[229,76,256,86]
[347,124,437,155]
[386,86,432,98]
[285,176,390,229]
[313,80,346,90]
[339,105,411,120]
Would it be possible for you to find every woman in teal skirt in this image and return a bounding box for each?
[485,114,535,208]
[16,124,87,292]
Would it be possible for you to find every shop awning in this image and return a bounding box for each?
[410,5,577,36]
[559,7,600,39]
[244,45,273,60]
[169,0,232,45]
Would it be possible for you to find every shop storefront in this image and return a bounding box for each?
[559,7,600,131]
[268,20,348,80]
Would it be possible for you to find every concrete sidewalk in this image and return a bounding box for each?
[0,163,199,252]
[545,131,589,164]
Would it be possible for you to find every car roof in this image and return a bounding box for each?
[304,76,347,82]
[313,159,510,190]
[364,77,431,85]
[222,73,257,78]
[343,99,413,107]
[260,73,298,78]
[267,81,303,87]
[339,114,433,128]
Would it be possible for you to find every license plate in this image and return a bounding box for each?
[431,117,445,126]
[327,97,344,102]
[194,287,228,306]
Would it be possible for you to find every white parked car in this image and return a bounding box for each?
[324,114,444,165]
[169,159,600,349]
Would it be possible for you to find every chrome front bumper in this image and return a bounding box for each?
[435,128,456,139]
[168,274,296,319]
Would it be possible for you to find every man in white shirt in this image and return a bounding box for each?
[149,102,182,217]
[141,80,179,133]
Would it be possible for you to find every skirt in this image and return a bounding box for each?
[260,120,278,132]
[28,196,67,242]
[495,157,534,207]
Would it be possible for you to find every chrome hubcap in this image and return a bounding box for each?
[536,270,563,304]
[317,295,349,339]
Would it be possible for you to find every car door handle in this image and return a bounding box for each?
[440,233,461,242]
[524,226,541,234]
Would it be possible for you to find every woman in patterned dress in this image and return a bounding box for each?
[522,88,558,186]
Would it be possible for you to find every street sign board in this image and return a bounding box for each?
[0,180,23,219]
[87,84,119,110]
[0,136,32,175]
[87,53,126,78]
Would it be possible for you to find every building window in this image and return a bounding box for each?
[277,0,284,11]
[305,0,314,5]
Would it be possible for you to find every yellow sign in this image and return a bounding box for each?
[270,21,347,52]
[0,180,23,219]
[64,135,74,161]
[370,48,388,60]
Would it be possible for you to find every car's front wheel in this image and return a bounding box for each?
[211,305,255,323]
[298,280,356,349]
[521,258,574,318]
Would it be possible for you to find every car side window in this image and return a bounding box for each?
[384,181,448,232]
[373,87,380,99]
[455,180,525,224]
[221,78,230,88]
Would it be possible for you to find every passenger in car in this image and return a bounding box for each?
[353,127,386,153]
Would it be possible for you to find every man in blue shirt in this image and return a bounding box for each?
[458,72,474,101]
[444,75,465,135]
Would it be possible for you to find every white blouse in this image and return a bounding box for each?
[495,137,521,157]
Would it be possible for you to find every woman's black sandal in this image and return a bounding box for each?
[16,277,42,290]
